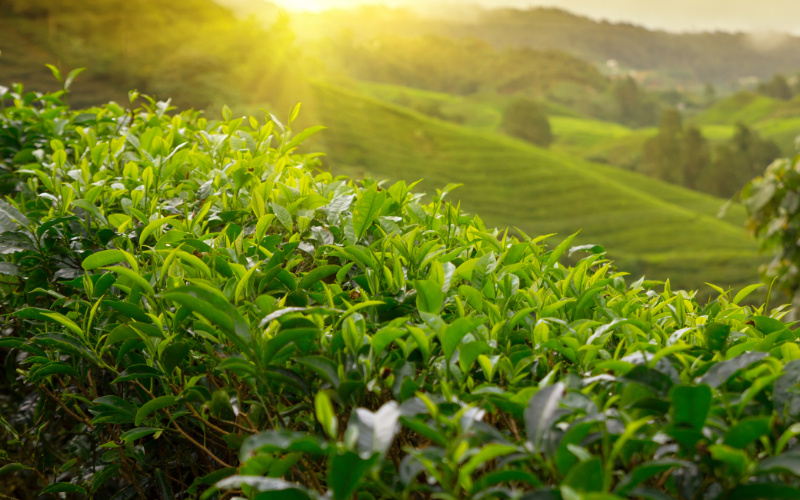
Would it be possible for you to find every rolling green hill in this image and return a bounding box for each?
[310,80,763,295]
[695,92,783,126]
[353,80,790,176]
[354,80,651,166]
[693,91,800,155]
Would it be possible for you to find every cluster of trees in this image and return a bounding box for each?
[501,98,553,147]
[610,76,659,127]
[757,74,800,101]
[643,109,781,197]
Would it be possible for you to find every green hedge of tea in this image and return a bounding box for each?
[2,76,800,500]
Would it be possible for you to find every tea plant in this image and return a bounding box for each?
[2,74,800,500]
[739,154,800,302]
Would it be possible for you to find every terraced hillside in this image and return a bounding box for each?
[311,81,763,295]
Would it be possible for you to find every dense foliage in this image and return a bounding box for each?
[3,78,800,500]
[740,153,800,302]
[642,109,708,189]
[757,75,800,102]
[640,108,782,198]
[501,98,553,148]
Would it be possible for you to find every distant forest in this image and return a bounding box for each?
[294,6,800,86]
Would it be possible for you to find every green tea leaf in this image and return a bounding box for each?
[155,469,175,500]
[135,396,177,426]
[82,249,136,271]
[0,463,32,475]
[441,317,486,361]
[315,391,338,439]
[352,185,386,241]
[102,266,155,296]
[120,427,161,443]
[298,265,340,290]
[40,483,87,495]
[329,451,377,500]
[670,385,711,431]
[525,382,565,452]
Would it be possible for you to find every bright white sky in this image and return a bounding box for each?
[272,0,800,35]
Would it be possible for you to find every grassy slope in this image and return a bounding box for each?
[353,81,765,212]
[354,81,657,172]
[549,116,632,152]
[694,92,782,126]
[311,81,762,293]
[693,92,800,155]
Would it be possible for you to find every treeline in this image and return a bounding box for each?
[643,109,781,197]
[757,74,800,101]
[293,5,800,86]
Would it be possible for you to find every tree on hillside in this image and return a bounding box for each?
[682,126,711,190]
[757,74,794,100]
[740,154,800,309]
[642,108,711,188]
[702,144,741,197]
[641,109,781,197]
[501,97,552,147]
[704,124,782,197]
[611,76,658,127]
[642,108,684,184]
[731,124,782,178]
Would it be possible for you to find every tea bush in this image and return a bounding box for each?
[739,154,800,301]
[2,74,800,500]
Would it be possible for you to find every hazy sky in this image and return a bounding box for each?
[273,0,800,35]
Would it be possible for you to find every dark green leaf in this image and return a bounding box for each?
[723,417,772,449]
[298,265,340,290]
[670,385,711,431]
[524,382,565,453]
[120,427,160,443]
[112,364,164,384]
[441,317,487,361]
[296,356,341,388]
[155,469,175,500]
[563,457,603,493]
[159,286,252,358]
[700,352,768,388]
[615,459,690,495]
[135,396,177,425]
[329,451,378,500]
[39,483,87,495]
[0,463,32,474]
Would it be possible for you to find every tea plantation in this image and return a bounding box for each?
[311,82,763,295]
[2,79,800,500]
